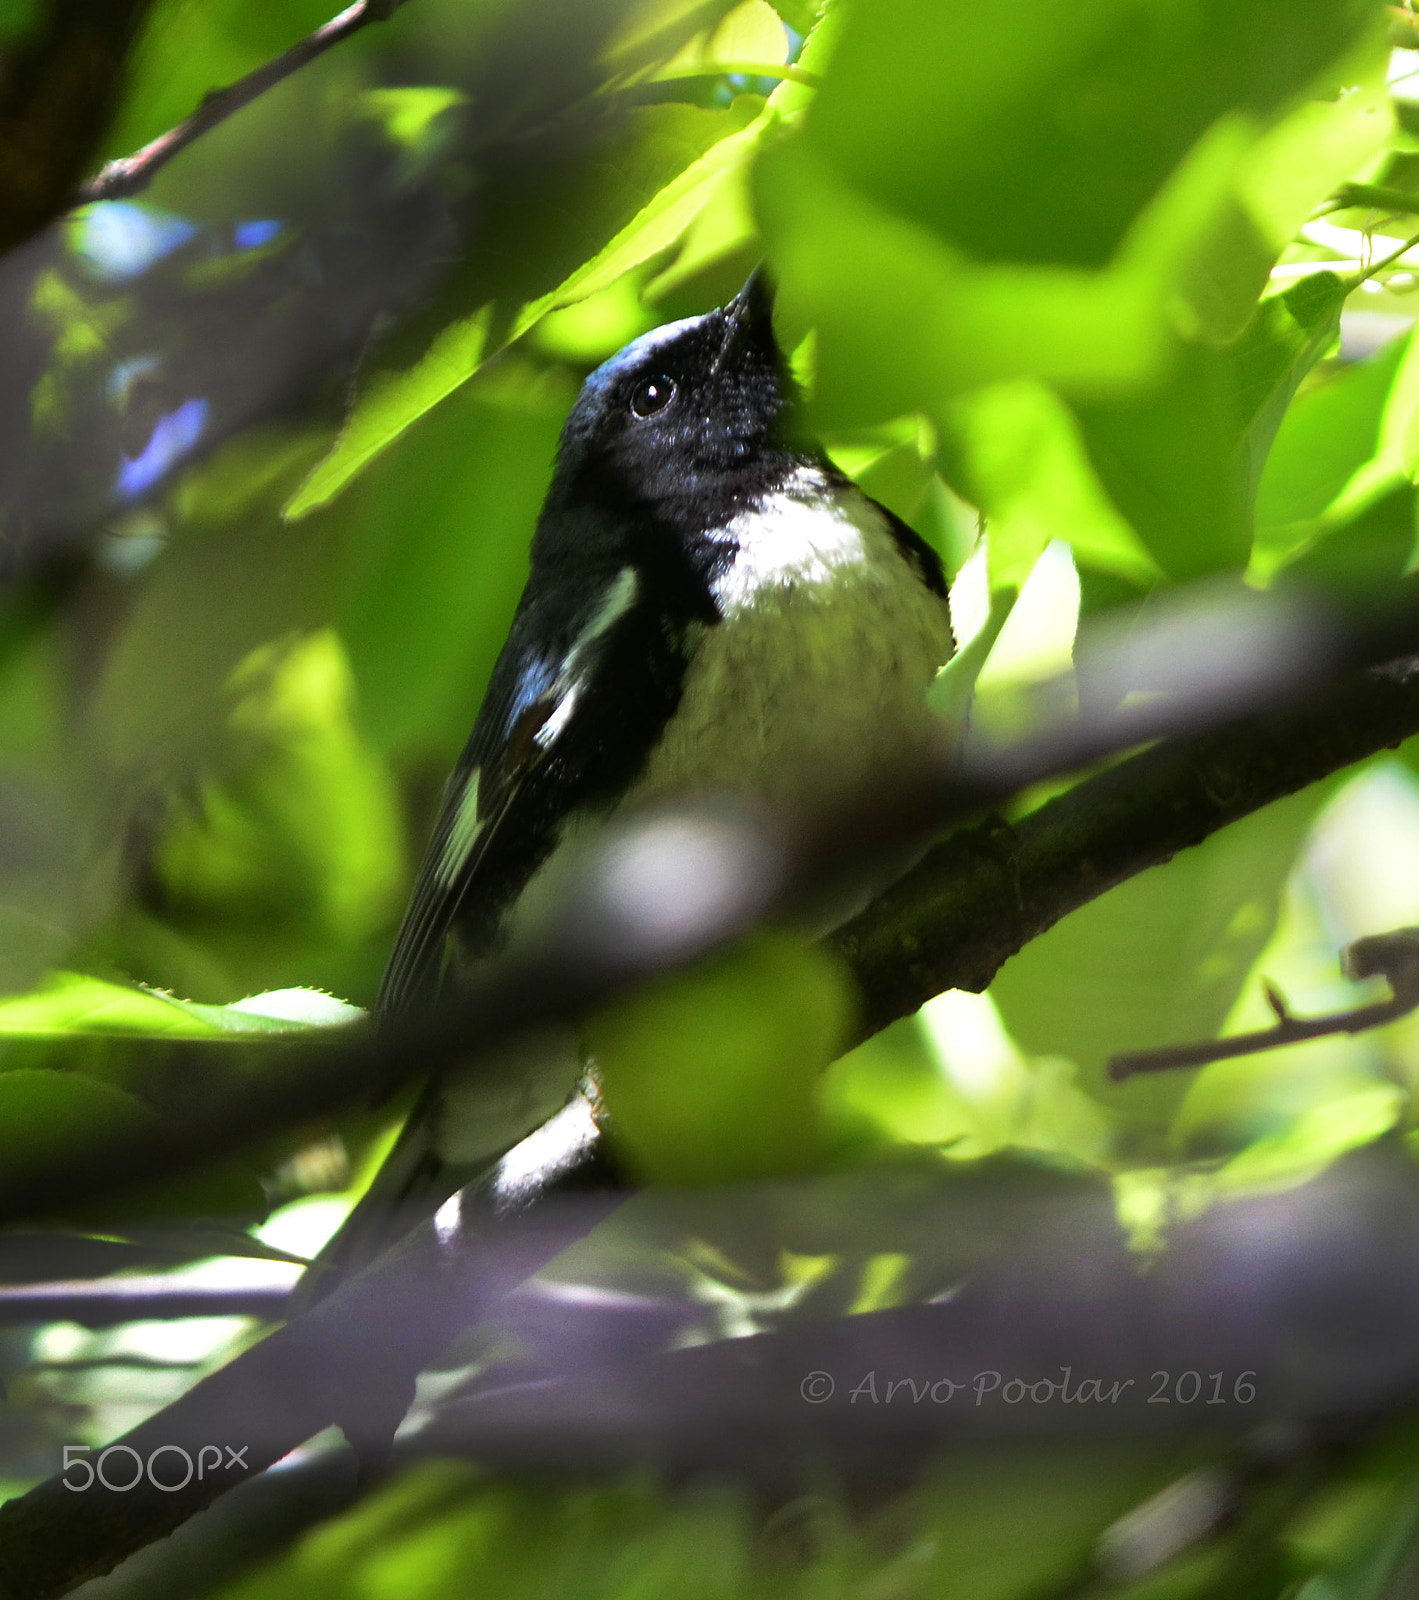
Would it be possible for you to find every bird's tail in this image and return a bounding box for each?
[285,1087,476,1318]
[286,1027,587,1317]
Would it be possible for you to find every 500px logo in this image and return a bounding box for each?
[62,1444,249,1493]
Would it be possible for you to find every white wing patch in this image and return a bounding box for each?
[435,769,482,891]
[432,569,639,893]
[533,566,640,751]
[567,566,639,672]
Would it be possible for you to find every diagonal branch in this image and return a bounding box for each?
[77,0,411,206]
[830,660,1419,1042]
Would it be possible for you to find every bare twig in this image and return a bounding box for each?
[0,1272,296,1328]
[1109,928,1419,1079]
[1310,181,1419,220]
[77,0,410,206]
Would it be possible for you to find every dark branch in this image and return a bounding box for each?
[0,1134,625,1600]
[0,598,1416,1225]
[2,621,1419,1587]
[831,660,1419,1042]
[0,0,157,251]
[1108,925,1419,1078]
[76,0,410,206]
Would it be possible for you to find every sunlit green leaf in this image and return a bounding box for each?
[0,970,361,1040]
[286,98,774,518]
[1073,271,1347,580]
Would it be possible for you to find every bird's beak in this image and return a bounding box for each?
[712,266,777,373]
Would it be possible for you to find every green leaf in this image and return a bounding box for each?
[1281,472,1418,601]
[332,367,572,759]
[153,632,406,949]
[1072,271,1347,580]
[285,99,774,518]
[945,379,1160,589]
[1256,331,1410,545]
[801,0,1373,271]
[991,785,1333,1129]
[280,307,494,523]
[0,970,363,1041]
[1236,36,1394,252]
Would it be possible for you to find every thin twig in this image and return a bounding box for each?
[1109,929,1419,1079]
[1346,226,1419,288]
[0,1274,296,1328]
[1310,181,1419,220]
[76,0,410,205]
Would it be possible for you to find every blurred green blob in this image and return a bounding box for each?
[991,785,1332,1132]
[1237,40,1394,247]
[356,86,467,178]
[215,1460,753,1600]
[817,1017,974,1161]
[758,116,1251,431]
[531,275,657,363]
[585,930,856,1185]
[153,630,405,971]
[0,0,40,42]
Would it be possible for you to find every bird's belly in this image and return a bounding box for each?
[625,526,952,832]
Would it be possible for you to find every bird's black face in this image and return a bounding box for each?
[547,273,795,526]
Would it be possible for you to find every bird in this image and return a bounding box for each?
[294,269,953,1309]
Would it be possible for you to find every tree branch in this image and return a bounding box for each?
[1109,926,1419,1077]
[0,0,157,251]
[0,1273,295,1328]
[0,1134,625,1600]
[2,645,1419,1588]
[76,0,410,206]
[830,660,1419,1042]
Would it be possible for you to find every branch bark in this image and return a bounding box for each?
[0,0,156,251]
[0,1146,625,1600]
[76,0,410,206]
[830,660,1419,1041]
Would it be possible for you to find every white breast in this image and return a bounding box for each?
[625,469,953,833]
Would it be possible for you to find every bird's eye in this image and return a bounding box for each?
[629,375,676,419]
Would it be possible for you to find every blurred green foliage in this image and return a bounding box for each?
[12,0,1419,1594]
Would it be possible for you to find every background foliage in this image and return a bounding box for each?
[8,0,1419,1596]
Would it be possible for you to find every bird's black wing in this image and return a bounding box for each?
[866,493,950,601]
[376,561,699,1018]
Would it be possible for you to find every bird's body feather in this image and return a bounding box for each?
[295,274,952,1308]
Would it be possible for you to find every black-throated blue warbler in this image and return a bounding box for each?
[298,271,952,1303]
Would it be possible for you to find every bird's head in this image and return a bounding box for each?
[548,271,793,516]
